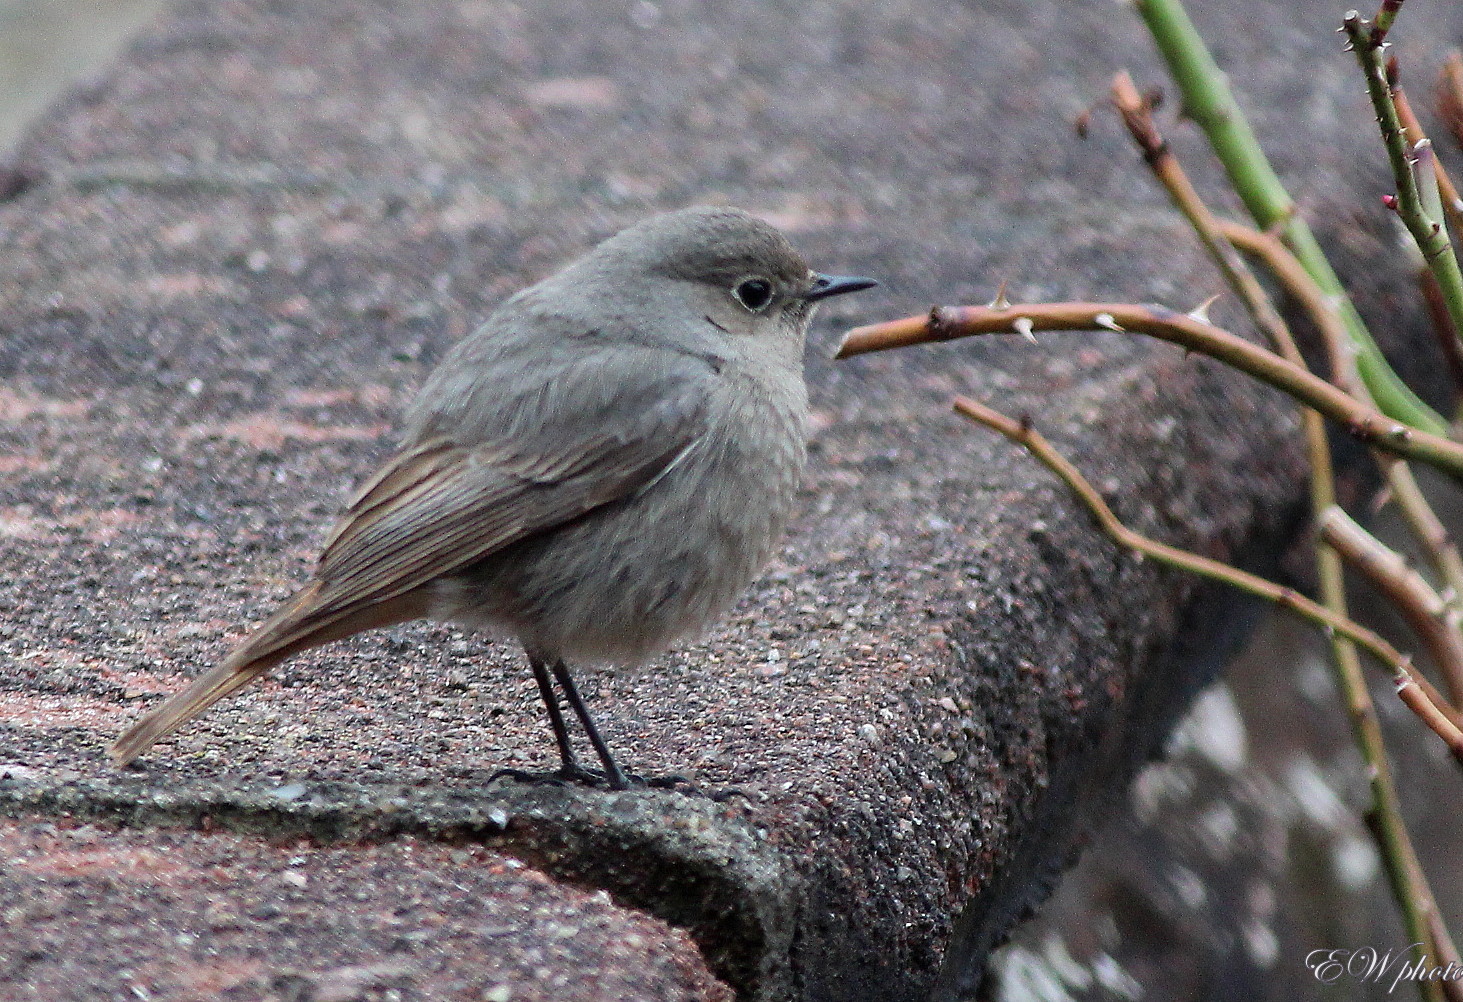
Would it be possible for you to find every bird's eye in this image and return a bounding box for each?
[732,278,774,312]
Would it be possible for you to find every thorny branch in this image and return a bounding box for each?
[1218,221,1463,612]
[1129,0,1445,433]
[1320,507,1463,707]
[838,303,1463,480]
[950,397,1463,760]
[1344,10,1463,359]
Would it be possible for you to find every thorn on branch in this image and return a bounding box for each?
[1407,136,1434,168]
[1187,294,1221,324]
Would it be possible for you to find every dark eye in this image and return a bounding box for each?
[732,278,774,312]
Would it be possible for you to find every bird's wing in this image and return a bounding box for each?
[298,382,708,630]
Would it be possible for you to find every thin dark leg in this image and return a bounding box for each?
[490,650,606,787]
[529,652,579,773]
[550,659,629,790]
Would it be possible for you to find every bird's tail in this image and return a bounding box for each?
[109,583,426,767]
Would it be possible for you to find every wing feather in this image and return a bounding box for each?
[291,389,707,632]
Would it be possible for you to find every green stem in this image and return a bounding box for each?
[1132,0,1446,435]
[1369,0,1407,47]
[1342,12,1463,378]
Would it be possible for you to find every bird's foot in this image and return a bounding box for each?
[626,772,750,801]
[489,765,744,799]
[636,772,706,794]
[488,763,609,788]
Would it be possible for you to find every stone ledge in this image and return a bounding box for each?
[0,815,733,1001]
[0,770,789,996]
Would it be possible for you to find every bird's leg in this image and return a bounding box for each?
[530,653,582,775]
[549,660,719,796]
[550,659,630,791]
[490,651,605,787]
[495,654,707,795]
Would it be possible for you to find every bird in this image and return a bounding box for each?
[109,205,876,789]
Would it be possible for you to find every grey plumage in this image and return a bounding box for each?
[110,206,875,786]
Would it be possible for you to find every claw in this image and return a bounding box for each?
[489,764,609,788]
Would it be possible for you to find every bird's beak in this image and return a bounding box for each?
[802,273,878,301]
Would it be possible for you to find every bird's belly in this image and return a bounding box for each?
[434,411,805,664]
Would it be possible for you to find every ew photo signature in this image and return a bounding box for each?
[1307,945,1463,994]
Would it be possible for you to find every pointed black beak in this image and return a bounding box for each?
[803,273,878,302]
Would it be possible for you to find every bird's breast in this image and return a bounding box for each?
[432,367,809,665]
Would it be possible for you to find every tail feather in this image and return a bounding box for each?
[109,584,427,767]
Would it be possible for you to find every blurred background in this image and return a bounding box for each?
[0,0,166,152]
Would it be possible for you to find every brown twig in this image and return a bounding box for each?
[1210,229,1463,708]
[1110,72,1299,359]
[1437,52,1463,154]
[1221,221,1463,612]
[1131,0,1445,433]
[1418,268,1463,392]
[1215,219,1463,982]
[1105,75,1396,834]
[1376,453,1463,611]
[1128,2,1461,983]
[951,395,1463,762]
[1393,76,1463,238]
[1321,507,1463,709]
[838,303,1463,479]
[1218,221,1369,393]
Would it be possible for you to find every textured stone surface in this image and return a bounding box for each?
[0,817,732,1001]
[2,0,1460,998]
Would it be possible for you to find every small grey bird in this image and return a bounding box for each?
[110,206,875,788]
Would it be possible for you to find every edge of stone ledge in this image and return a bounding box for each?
[0,769,796,999]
